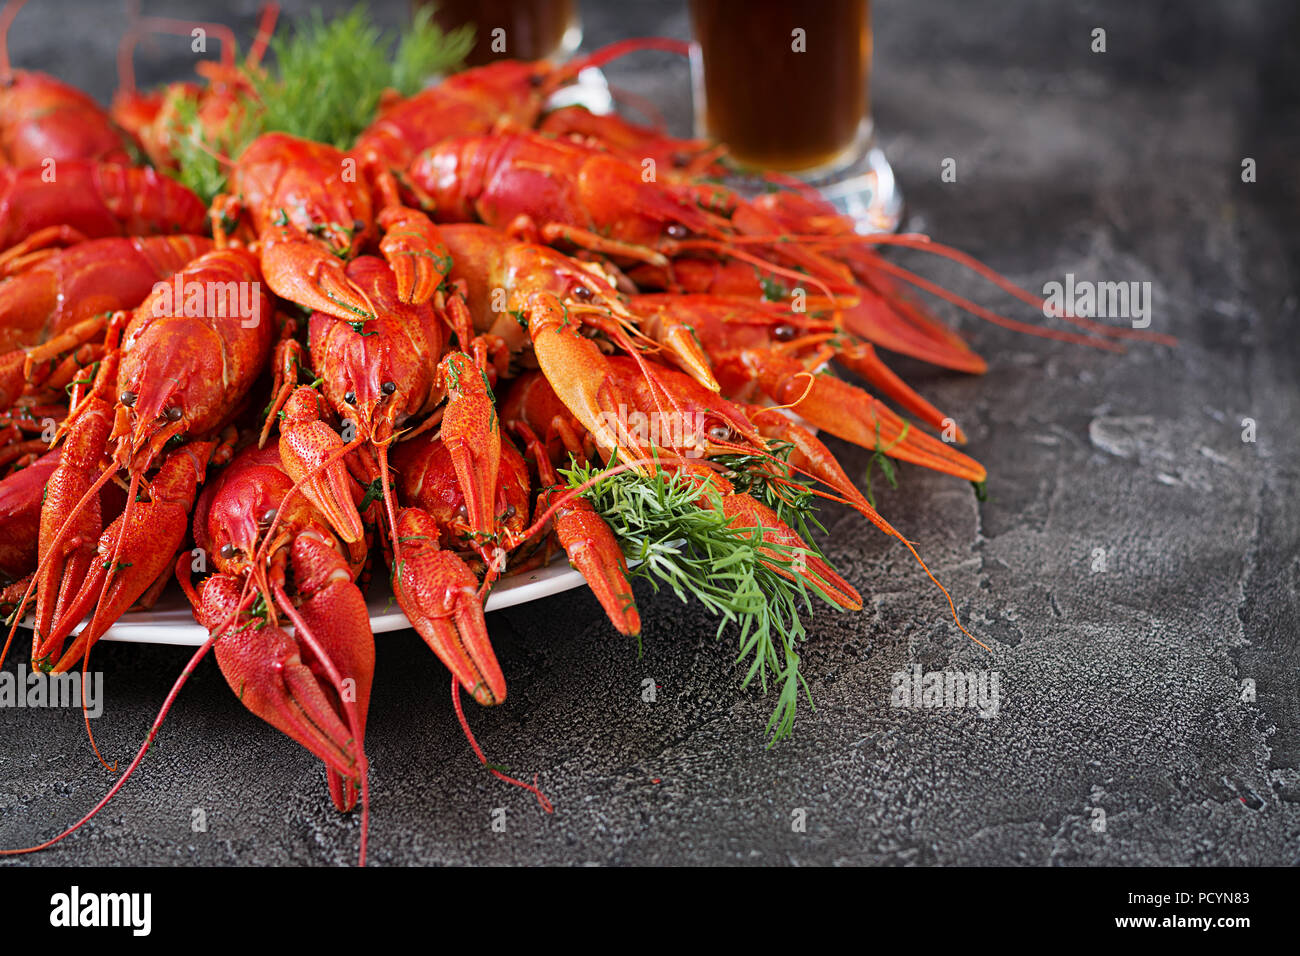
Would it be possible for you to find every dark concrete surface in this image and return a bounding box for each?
[1,0,1297,866]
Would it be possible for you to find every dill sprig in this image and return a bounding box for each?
[253,5,472,149]
[713,439,828,550]
[168,94,259,203]
[166,5,473,201]
[863,419,908,507]
[564,457,850,744]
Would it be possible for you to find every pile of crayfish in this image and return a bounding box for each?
[0,2,1171,863]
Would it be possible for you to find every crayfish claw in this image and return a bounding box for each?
[208,600,365,796]
[390,508,506,706]
[377,205,450,306]
[278,387,367,544]
[548,491,641,637]
[260,234,376,323]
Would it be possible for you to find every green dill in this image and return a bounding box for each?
[358,476,392,512]
[166,5,473,202]
[864,419,909,508]
[758,273,789,302]
[443,353,466,390]
[715,441,827,551]
[564,458,850,744]
[166,92,260,204]
[478,367,497,405]
[255,5,471,147]
[324,290,374,320]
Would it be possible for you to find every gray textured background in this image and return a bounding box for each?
[1,0,1297,866]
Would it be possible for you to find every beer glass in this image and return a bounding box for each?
[689,0,901,230]
[417,0,582,65]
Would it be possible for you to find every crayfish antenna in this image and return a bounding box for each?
[831,233,1178,347]
[71,469,142,774]
[851,250,1128,352]
[0,637,217,858]
[376,440,402,561]
[549,36,692,94]
[0,0,27,83]
[247,3,280,71]
[450,675,553,813]
[722,224,1172,352]
[739,406,990,652]
[133,14,238,68]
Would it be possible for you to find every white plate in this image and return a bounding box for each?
[48,559,588,648]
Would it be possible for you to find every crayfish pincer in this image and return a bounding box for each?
[5,247,273,675]
[181,441,375,816]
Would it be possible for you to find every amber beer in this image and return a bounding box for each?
[418,0,580,66]
[690,0,872,172]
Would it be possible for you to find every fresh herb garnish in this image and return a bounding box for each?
[714,440,827,550]
[565,458,849,744]
[167,5,473,202]
[759,273,789,302]
[864,419,908,508]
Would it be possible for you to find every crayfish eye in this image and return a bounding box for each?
[344,390,357,405]
[665,223,688,240]
[528,73,544,88]
[219,543,236,559]
[708,424,733,442]
[571,284,592,301]
[352,219,364,233]
[120,390,138,407]
[259,508,277,526]
[772,323,798,342]
[164,406,183,421]
[381,381,397,395]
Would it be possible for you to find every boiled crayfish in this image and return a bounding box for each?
[0,19,1172,866]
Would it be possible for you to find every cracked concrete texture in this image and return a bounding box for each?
[0,0,1296,865]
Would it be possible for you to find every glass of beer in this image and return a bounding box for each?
[689,0,901,230]
[417,0,582,65]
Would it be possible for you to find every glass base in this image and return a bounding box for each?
[802,141,904,235]
[544,65,614,114]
